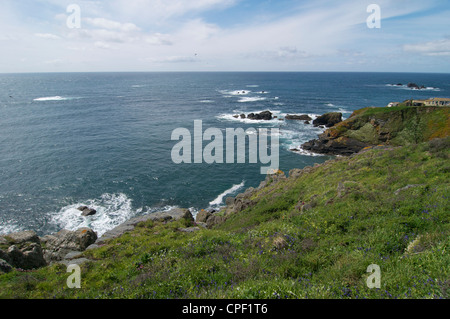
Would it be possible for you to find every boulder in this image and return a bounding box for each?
[0,231,47,270]
[41,228,97,263]
[196,210,212,223]
[0,259,12,273]
[240,114,246,119]
[81,208,97,217]
[247,111,272,121]
[77,206,97,217]
[7,243,46,270]
[4,230,41,245]
[302,135,368,156]
[285,114,312,121]
[206,215,226,228]
[313,112,342,128]
[407,83,420,89]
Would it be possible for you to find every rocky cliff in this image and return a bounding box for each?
[302,106,449,156]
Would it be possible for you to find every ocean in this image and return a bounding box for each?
[1,72,449,236]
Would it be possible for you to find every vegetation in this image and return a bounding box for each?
[1,137,449,299]
[334,106,449,145]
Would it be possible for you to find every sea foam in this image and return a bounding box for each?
[33,96,74,102]
[48,193,185,237]
[209,181,245,207]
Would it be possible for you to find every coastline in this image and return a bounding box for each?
[1,105,449,273]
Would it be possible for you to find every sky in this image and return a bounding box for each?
[0,0,449,73]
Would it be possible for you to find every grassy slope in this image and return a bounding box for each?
[1,139,449,299]
[329,106,450,146]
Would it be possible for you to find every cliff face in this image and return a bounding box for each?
[302,106,450,156]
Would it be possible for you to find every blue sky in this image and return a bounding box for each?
[0,0,449,73]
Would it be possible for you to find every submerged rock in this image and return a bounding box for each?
[81,208,97,217]
[285,114,312,121]
[78,206,97,217]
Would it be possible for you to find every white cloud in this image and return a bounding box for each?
[35,33,61,40]
[403,38,450,56]
[0,0,449,72]
[148,55,199,63]
[84,17,141,32]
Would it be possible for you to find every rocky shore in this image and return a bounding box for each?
[0,207,195,272]
[233,110,342,128]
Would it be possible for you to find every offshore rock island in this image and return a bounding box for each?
[1,105,449,299]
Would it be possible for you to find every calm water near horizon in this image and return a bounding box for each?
[1,72,449,236]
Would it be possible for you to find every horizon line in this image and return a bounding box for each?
[1,70,450,75]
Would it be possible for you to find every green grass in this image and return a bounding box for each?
[1,138,449,299]
[340,106,450,146]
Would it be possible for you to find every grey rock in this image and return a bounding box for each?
[225,197,235,207]
[60,258,91,266]
[0,230,47,270]
[196,210,212,223]
[313,112,342,128]
[3,230,40,245]
[394,184,424,196]
[196,222,208,229]
[285,114,312,121]
[64,251,84,260]
[7,243,46,270]
[42,228,97,263]
[0,248,11,264]
[86,244,100,251]
[81,208,97,217]
[0,259,13,273]
[247,111,273,121]
[206,215,226,228]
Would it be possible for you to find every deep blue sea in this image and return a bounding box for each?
[1,72,449,236]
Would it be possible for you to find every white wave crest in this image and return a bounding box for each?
[33,96,71,102]
[238,96,267,103]
[0,221,23,236]
[385,84,440,91]
[209,181,245,207]
[49,193,140,237]
[219,89,251,96]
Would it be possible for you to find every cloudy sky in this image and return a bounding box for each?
[0,0,449,73]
